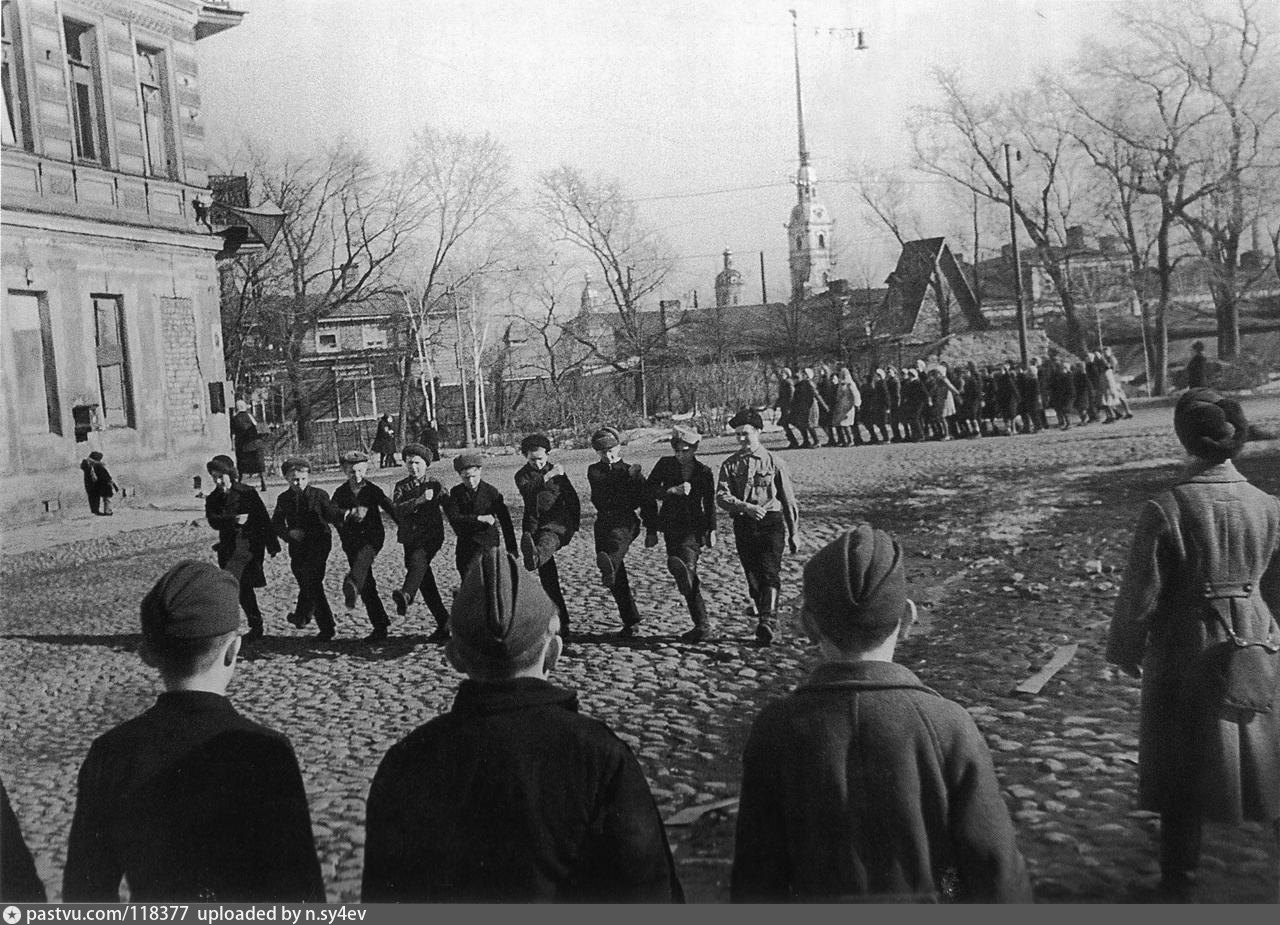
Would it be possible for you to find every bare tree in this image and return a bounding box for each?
[912,71,1093,353]
[537,166,680,417]
[235,140,426,444]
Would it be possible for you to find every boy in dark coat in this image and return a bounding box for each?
[204,454,278,643]
[1048,360,1075,430]
[332,451,398,643]
[731,524,1032,903]
[63,560,325,902]
[361,548,683,902]
[80,450,119,515]
[444,452,518,579]
[587,427,657,636]
[271,457,343,641]
[514,433,580,638]
[390,444,452,643]
[647,426,718,641]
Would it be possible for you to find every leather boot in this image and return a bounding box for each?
[756,588,778,645]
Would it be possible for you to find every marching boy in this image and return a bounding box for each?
[443,452,518,579]
[391,443,453,643]
[646,426,717,642]
[332,450,399,643]
[731,524,1031,902]
[586,427,657,636]
[715,409,798,645]
[271,457,343,641]
[514,433,580,639]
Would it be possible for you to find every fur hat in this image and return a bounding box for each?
[401,443,431,463]
[590,427,621,451]
[453,452,485,473]
[520,433,552,455]
[281,456,310,475]
[448,549,558,672]
[141,560,240,649]
[206,454,238,478]
[1174,388,1247,462]
[802,523,907,650]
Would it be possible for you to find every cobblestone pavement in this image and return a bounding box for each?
[2,395,1279,903]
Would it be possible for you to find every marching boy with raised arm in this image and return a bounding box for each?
[514,433,580,640]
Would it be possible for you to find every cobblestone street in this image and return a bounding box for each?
[3,395,1279,903]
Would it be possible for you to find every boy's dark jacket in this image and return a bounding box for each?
[514,464,580,544]
[646,455,716,537]
[362,677,683,902]
[444,481,518,556]
[391,475,446,549]
[271,485,342,551]
[332,479,398,551]
[731,660,1032,903]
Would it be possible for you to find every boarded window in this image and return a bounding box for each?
[136,45,173,178]
[92,295,134,428]
[5,291,61,435]
[63,19,108,165]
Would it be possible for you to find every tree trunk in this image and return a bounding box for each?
[287,361,313,446]
[1212,272,1241,360]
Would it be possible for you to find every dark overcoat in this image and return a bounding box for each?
[1107,461,1280,823]
[514,464,581,546]
[205,482,278,588]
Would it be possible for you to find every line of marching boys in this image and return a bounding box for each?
[198,408,800,649]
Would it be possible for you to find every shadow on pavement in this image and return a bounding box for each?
[1,632,142,651]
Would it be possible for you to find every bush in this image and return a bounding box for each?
[1171,351,1270,391]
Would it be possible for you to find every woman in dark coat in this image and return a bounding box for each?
[230,401,267,491]
[790,369,822,449]
[80,451,119,516]
[372,414,397,468]
[775,368,800,449]
[1108,390,1280,901]
[816,365,839,446]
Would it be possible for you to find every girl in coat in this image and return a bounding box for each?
[831,367,861,447]
[1107,390,1280,901]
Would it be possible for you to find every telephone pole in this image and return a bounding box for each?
[1004,143,1029,365]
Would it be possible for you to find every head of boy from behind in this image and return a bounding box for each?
[282,458,310,492]
[520,433,552,470]
[139,560,242,692]
[591,427,622,464]
[453,453,485,490]
[801,523,916,662]
[446,548,562,682]
[341,451,369,486]
[401,444,430,480]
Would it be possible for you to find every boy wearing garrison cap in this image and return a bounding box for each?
[587,427,658,636]
[716,408,799,645]
[361,548,683,902]
[391,444,453,643]
[731,525,1032,903]
[63,561,325,902]
[443,452,518,579]
[204,454,278,643]
[514,433,580,638]
[271,457,344,641]
[332,450,399,643]
[647,425,718,641]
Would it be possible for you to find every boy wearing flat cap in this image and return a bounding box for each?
[332,450,399,642]
[391,444,453,643]
[716,408,799,645]
[361,548,683,902]
[731,525,1032,903]
[647,426,718,641]
[587,427,657,636]
[514,433,580,638]
[204,454,278,643]
[272,457,344,641]
[443,453,518,579]
[63,560,325,902]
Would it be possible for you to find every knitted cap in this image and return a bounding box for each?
[802,523,907,649]
[1174,388,1247,461]
[449,549,558,672]
[140,560,241,648]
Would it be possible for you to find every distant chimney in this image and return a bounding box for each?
[1066,226,1086,250]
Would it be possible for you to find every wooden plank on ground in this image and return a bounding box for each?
[1012,642,1079,695]
[664,797,739,826]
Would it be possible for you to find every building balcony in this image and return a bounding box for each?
[1,147,206,236]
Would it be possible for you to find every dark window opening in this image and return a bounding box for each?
[208,381,226,414]
[6,291,61,435]
[92,295,135,428]
[63,18,108,165]
[2,0,32,149]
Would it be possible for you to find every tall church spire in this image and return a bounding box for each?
[792,8,809,172]
[787,8,833,303]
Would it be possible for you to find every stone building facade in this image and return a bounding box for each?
[1,0,243,521]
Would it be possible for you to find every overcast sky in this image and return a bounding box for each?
[196,0,1121,304]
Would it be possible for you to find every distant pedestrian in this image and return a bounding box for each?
[230,400,267,492]
[443,452,518,579]
[731,524,1033,902]
[1,777,46,901]
[514,433,580,640]
[80,450,119,516]
[791,368,822,449]
[417,419,442,462]
[1185,341,1207,389]
[372,414,397,468]
[1071,362,1093,426]
[390,444,452,643]
[332,451,398,643]
[716,409,799,646]
[646,426,718,642]
[1107,390,1280,902]
[63,560,325,902]
[1048,360,1075,430]
[775,367,800,449]
[361,547,683,902]
[832,366,861,447]
[587,427,656,637]
[271,457,343,641]
[204,454,277,643]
